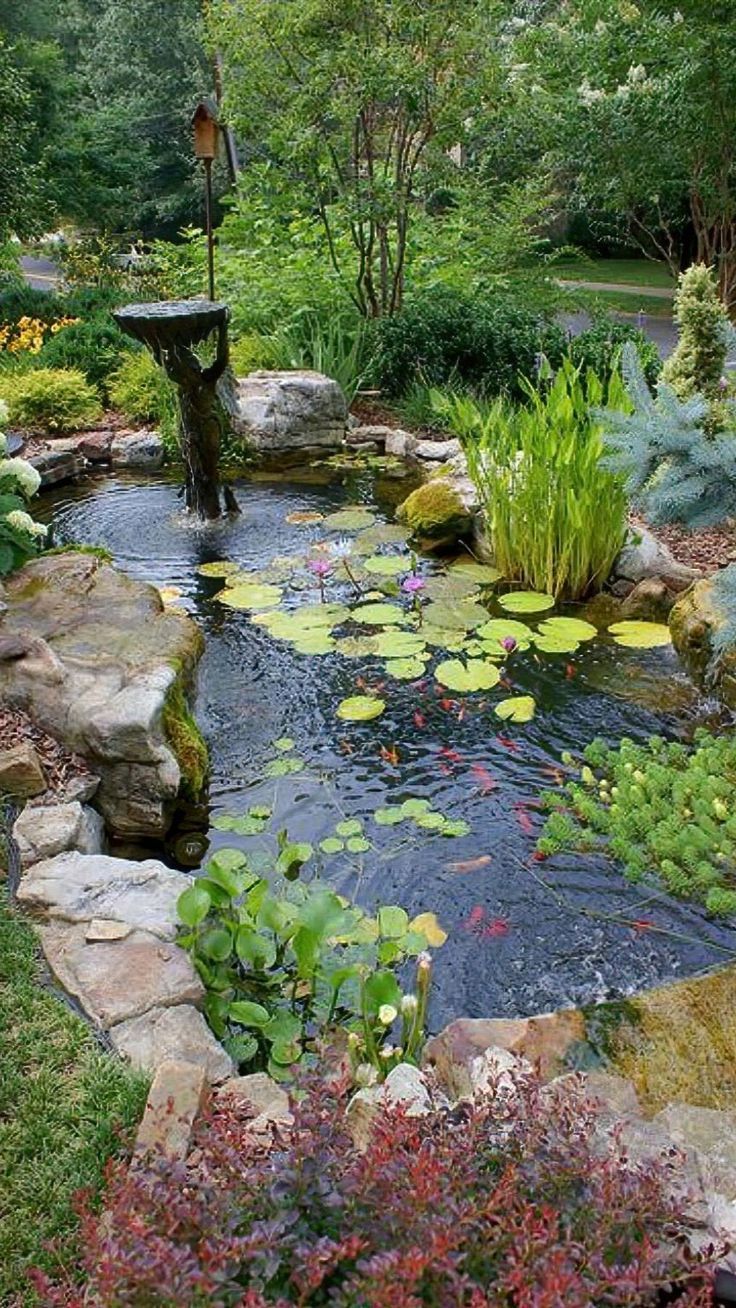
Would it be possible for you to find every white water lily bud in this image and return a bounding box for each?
[379,1045,402,1060]
[354,1063,378,1088]
[417,952,431,973]
[400,994,418,1017]
[347,1031,362,1050]
[378,1004,398,1026]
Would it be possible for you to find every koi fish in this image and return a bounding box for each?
[447,854,493,873]
[496,735,520,752]
[470,763,497,793]
[380,744,400,766]
[413,710,426,729]
[513,805,534,835]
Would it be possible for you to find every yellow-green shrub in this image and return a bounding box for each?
[0,368,102,432]
[229,333,279,376]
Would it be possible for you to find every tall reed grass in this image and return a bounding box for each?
[437,360,629,599]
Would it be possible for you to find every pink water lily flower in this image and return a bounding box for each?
[501,636,517,653]
[307,557,333,578]
[402,574,425,595]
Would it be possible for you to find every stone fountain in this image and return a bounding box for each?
[113,300,234,520]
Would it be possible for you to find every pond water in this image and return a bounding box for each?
[40,468,736,1030]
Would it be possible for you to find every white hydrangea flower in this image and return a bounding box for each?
[5,509,46,539]
[0,457,42,498]
[0,399,8,427]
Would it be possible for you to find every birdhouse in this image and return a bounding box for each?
[192,99,219,160]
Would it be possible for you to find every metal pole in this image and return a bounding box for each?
[204,156,215,301]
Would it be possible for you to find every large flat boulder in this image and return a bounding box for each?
[17,851,190,939]
[0,552,205,838]
[225,370,347,453]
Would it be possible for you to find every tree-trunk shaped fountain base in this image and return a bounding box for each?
[113,300,234,520]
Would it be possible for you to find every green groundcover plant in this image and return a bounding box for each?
[446,359,628,599]
[0,367,102,433]
[537,730,736,917]
[33,1069,715,1306]
[178,840,443,1084]
[0,400,46,573]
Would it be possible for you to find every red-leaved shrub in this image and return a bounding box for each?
[32,1068,715,1307]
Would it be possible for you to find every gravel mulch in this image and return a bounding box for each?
[0,703,96,803]
[631,513,736,574]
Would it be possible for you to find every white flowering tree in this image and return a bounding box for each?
[511,0,736,309]
[0,401,46,575]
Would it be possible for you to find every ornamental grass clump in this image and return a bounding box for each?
[447,359,628,599]
[33,1069,715,1306]
[538,729,736,916]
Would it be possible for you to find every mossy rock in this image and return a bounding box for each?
[669,579,736,708]
[162,681,209,799]
[396,480,472,547]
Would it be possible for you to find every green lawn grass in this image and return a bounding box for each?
[577,289,674,319]
[0,890,148,1303]
[555,256,676,290]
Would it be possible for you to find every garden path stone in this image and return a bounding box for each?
[17,851,190,939]
[13,801,104,866]
[134,1059,207,1162]
[0,742,46,797]
[110,429,164,468]
[225,369,347,452]
[110,1003,234,1083]
[0,552,204,837]
[39,922,204,1028]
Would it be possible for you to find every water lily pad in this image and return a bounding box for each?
[373,630,427,658]
[495,695,536,722]
[385,656,427,680]
[608,621,672,649]
[217,582,283,610]
[336,818,362,837]
[264,756,305,776]
[421,625,468,652]
[440,818,471,837]
[274,737,294,752]
[346,836,371,854]
[291,632,336,655]
[323,508,376,531]
[537,616,598,642]
[351,601,404,626]
[223,568,266,588]
[197,560,239,577]
[320,836,345,854]
[353,523,409,553]
[374,806,405,825]
[336,695,386,721]
[532,633,580,654]
[435,658,501,692]
[363,554,414,576]
[476,618,533,651]
[334,635,381,657]
[449,559,502,584]
[422,573,480,602]
[498,591,555,614]
[414,811,446,831]
[423,599,488,631]
[286,511,324,525]
[400,798,431,817]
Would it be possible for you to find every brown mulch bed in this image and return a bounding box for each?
[0,703,96,803]
[631,513,736,574]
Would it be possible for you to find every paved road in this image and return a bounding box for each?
[20,254,61,291]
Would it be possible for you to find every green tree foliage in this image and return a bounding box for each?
[209,0,501,317]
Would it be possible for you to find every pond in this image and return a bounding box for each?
[40,467,736,1030]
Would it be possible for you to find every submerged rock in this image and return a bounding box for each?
[0,552,206,838]
[670,577,736,708]
[225,370,347,453]
[396,479,473,547]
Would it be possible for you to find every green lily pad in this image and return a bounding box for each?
[400,798,431,817]
[320,836,345,854]
[373,630,427,658]
[495,695,536,722]
[422,574,480,602]
[353,523,409,553]
[216,582,284,610]
[347,836,371,853]
[423,599,488,631]
[323,508,376,531]
[608,620,672,648]
[476,618,533,651]
[290,632,336,655]
[449,559,502,584]
[421,625,468,652]
[264,756,305,776]
[363,554,414,576]
[294,602,351,627]
[351,601,404,626]
[537,616,598,642]
[223,569,266,588]
[336,818,363,837]
[532,633,580,655]
[435,658,501,693]
[374,806,405,825]
[498,591,555,614]
[414,811,446,831]
[384,657,427,680]
[197,560,239,577]
[336,695,386,721]
[274,737,295,752]
[440,818,471,837]
[334,635,381,657]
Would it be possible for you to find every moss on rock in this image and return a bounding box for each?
[162,681,208,800]
[669,578,736,708]
[396,480,472,546]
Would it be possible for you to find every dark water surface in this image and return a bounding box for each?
[40,469,736,1028]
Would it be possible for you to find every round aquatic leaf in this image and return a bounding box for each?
[448,559,502,585]
[476,618,533,651]
[373,630,427,658]
[495,695,536,723]
[274,737,294,752]
[608,621,672,649]
[532,633,580,655]
[320,836,345,854]
[410,911,448,947]
[422,573,480,602]
[421,625,468,652]
[197,560,240,578]
[537,616,598,642]
[440,818,471,837]
[354,522,409,551]
[363,554,414,576]
[286,510,324,525]
[217,582,283,610]
[334,635,380,657]
[374,806,405,825]
[336,695,386,721]
[291,633,336,655]
[400,798,431,817]
[423,599,488,631]
[384,656,427,680]
[498,591,555,614]
[323,508,376,531]
[415,811,446,831]
[177,884,211,927]
[347,836,371,853]
[294,602,350,627]
[336,818,363,837]
[351,601,404,626]
[378,905,409,938]
[435,658,501,693]
[223,569,267,588]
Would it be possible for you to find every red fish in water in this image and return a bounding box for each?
[565,663,577,680]
[483,916,510,938]
[531,849,548,863]
[439,746,462,762]
[413,710,426,729]
[470,763,497,794]
[447,854,493,873]
[439,698,455,712]
[496,735,520,752]
[632,918,654,935]
[380,744,400,766]
[513,803,534,835]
